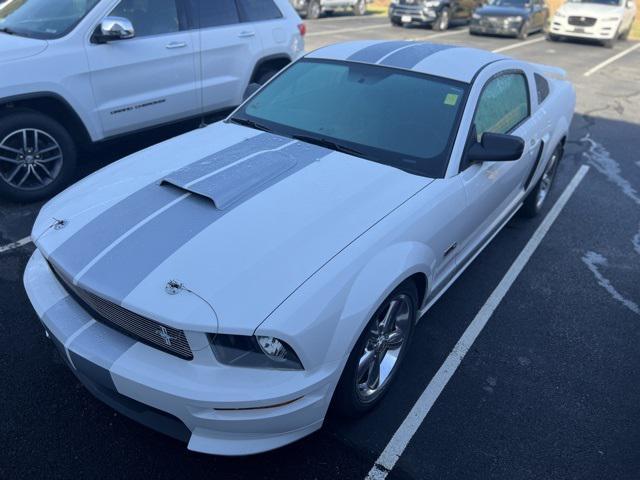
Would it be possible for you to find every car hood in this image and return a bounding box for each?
[476,5,529,16]
[0,33,47,62]
[556,3,624,17]
[34,122,432,334]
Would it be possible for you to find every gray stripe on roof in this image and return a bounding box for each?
[51,133,276,278]
[347,41,412,63]
[379,43,458,69]
[77,142,332,303]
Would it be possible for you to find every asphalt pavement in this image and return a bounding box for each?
[1,13,639,480]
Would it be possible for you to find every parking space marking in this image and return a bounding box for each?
[584,43,640,77]
[492,37,545,53]
[365,165,591,480]
[0,236,32,254]
[307,23,392,37]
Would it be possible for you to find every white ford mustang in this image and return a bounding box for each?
[24,41,575,455]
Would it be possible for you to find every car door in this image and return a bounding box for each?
[456,69,540,261]
[188,0,262,113]
[85,0,200,138]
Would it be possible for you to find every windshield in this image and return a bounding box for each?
[0,0,100,39]
[487,0,529,7]
[232,59,468,178]
[567,0,622,5]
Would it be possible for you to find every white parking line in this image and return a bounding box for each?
[0,236,32,254]
[307,23,391,37]
[584,43,640,77]
[492,36,545,53]
[365,164,591,480]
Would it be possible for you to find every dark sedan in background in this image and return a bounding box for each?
[389,0,480,30]
[469,0,548,38]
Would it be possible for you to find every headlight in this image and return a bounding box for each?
[210,334,304,370]
[554,11,566,18]
[472,12,481,19]
[424,1,441,7]
[505,15,523,22]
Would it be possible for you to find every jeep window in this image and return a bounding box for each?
[109,0,180,37]
[188,0,240,28]
[232,59,468,178]
[237,0,283,22]
[0,0,100,39]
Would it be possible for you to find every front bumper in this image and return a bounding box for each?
[24,249,339,455]
[549,17,619,40]
[469,18,522,36]
[389,4,438,25]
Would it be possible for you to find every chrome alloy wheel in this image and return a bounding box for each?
[438,10,450,30]
[356,294,412,401]
[0,128,63,191]
[535,150,559,210]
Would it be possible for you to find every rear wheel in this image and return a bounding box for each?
[521,144,561,218]
[433,8,450,31]
[306,0,321,20]
[333,281,418,417]
[353,0,367,16]
[0,110,77,202]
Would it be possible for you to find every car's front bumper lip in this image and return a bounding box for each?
[24,249,338,456]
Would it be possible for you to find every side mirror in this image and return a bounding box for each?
[94,16,135,43]
[466,132,525,163]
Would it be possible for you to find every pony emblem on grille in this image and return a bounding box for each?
[156,326,175,346]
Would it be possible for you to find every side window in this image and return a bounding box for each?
[474,73,529,141]
[534,73,550,104]
[236,0,283,22]
[110,0,180,37]
[191,0,240,28]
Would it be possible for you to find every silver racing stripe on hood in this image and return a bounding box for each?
[49,133,286,277]
[71,141,332,305]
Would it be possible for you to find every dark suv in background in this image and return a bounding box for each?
[389,0,480,30]
[469,0,548,39]
[291,0,368,19]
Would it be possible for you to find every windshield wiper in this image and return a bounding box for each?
[228,117,273,133]
[291,134,368,159]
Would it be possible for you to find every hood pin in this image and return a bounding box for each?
[53,218,68,230]
[165,280,184,295]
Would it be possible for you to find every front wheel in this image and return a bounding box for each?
[306,0,321,20]
[0,110,77,202]
[353,0,367,16]
[518,20,530,39]
[521,145,561,218]
[332,281,418,417]
[433,8,450,31]
[546,32,559,42]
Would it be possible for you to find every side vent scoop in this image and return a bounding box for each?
[160,151,297,210]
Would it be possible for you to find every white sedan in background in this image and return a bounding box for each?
[548,0,637,47]
[24,40,575,455]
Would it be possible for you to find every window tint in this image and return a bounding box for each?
[534,73,550,104]
[237,0,283,22]
[474,73,529,140]
[191,0,239,28]
[110,0,180,37]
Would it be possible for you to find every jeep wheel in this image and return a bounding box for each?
[0,110,76,202]
[353,0,367,16]
[433,8,450,31]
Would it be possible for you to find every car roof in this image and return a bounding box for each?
[306,40,508,83]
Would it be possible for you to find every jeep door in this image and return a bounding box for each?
[188,0,262,113]
[85,0,200,138]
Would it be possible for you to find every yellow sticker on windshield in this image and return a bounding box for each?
[444,93,459,106]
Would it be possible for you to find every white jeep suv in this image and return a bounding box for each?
[0,0,305,202]
[548,0,637,47]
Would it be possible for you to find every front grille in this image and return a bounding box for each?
[392,4,424,14]
[49,261,193,360]
[568,16,596,27]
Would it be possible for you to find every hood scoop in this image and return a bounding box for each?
[160,151,298,210]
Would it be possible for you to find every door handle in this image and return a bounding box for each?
[238,30,255,38]
[165,42,187,49]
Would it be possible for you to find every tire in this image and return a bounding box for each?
[332,281,418,417]
[517,20,530,40]
[602,37,615,48]
[0,110,77,202]
[390,17,403,27]
[433,8,450,31]
[620,22,632,40]
[521,144,562,218]
[256,68,279,85]
[353,0,367,16]
[306,0,321,20]
[546,32,559,42]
